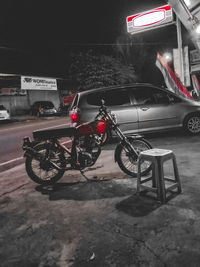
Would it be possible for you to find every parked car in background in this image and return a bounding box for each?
[30,101,57,117]
[70,83,200,142]
[0,105,10,121]
[63,92,75,108]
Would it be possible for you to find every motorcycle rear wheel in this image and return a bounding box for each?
[25,143,66,185]
[115,138,152,177]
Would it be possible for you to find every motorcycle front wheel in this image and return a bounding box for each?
[115,137,152,177]
[25,143,66,185]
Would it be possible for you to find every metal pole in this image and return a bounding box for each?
[176,16,185,85]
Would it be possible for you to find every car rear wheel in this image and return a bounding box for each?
[184,114,200,134]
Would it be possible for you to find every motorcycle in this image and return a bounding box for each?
[22,100,152,185]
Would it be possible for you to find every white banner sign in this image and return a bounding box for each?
[21,76,57,90]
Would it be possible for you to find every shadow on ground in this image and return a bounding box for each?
[116,193,161,217]
[35,179,134,201]
[36,178,163,217]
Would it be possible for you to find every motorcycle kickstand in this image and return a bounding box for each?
[80,169,90,181]
[79,169,99,182]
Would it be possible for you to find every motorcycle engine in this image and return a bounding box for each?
[77,135,101,168]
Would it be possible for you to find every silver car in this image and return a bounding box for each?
[70,83,200,138]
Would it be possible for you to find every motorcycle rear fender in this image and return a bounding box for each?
[23,139,43,158]
[22,140,40,150]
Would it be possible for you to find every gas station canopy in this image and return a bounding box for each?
[168,0,200,51]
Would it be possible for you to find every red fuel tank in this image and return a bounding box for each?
[76,120,107,135]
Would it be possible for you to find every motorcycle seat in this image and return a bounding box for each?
[33,127,76,140]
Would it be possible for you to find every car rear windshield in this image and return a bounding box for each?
[42,103,54,108]
[33,102,54,108]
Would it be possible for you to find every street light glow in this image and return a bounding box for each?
[163,52,172,62]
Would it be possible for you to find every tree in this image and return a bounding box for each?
[68,50,138,91]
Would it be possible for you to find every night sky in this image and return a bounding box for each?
[0,0,178,77]
[0,0,167,43]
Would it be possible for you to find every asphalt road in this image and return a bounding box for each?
[0,116,70,164]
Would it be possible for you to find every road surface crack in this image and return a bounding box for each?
[0,182,30,198]
[101,224,166,266]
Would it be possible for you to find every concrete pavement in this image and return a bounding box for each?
[1,132,200,266]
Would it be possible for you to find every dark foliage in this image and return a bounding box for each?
[68,50,138,91]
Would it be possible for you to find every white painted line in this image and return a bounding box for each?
[0,122,70,133]
[0,140,72,167]
[35,123,70,131]
[0,156,23,167]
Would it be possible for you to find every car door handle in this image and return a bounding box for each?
[141,107,149,111]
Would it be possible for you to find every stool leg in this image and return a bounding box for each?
[153,160,160,201]
[172,155,182,193]
[158,158,166,203]
[151,159,157,188]
[137,156,142,196]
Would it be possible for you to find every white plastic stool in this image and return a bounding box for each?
[137,148,182,203]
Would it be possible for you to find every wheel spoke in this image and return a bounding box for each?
[188,116,200,133]
[29,144,66,183]
[119,140,151,175]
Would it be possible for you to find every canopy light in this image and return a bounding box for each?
[184,0,191,6]
[194,22,200,34]
[163,52,172,62]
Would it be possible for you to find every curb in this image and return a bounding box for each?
[0,157,25,173]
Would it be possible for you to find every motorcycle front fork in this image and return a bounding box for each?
[114,126,139,158]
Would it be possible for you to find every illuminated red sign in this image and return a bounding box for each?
[127,4,173,34]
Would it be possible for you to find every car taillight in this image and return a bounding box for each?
[71,107,80,124]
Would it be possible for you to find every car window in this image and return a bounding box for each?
[87,89,130,106]
[133,87,156,105]
[168,94,182,103]
[153,91,170,104]
[104,89,130,106]
[87,92,104,106]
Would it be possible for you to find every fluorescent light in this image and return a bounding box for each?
[195,23,200,34]
[184,0,191,6]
